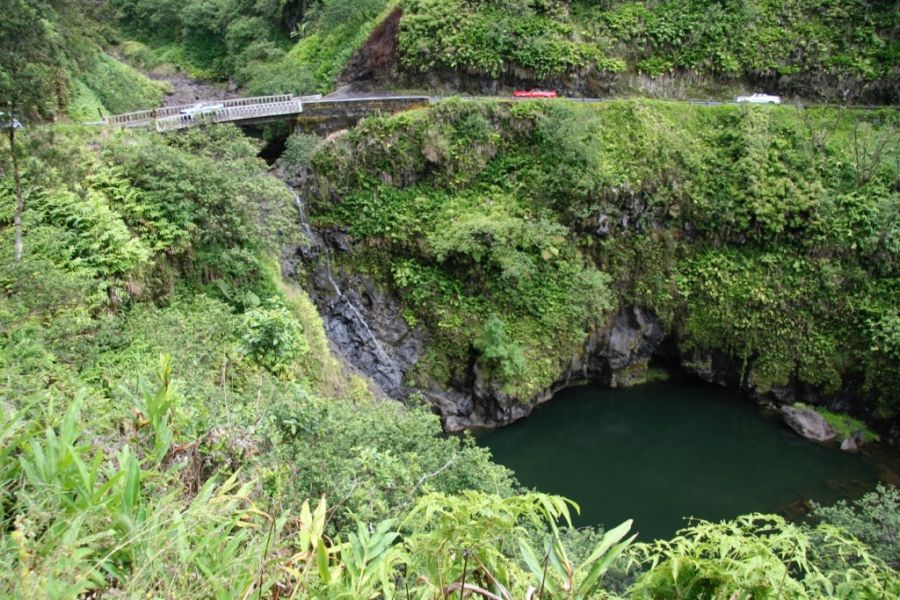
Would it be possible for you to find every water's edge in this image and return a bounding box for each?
[477,378,896,540]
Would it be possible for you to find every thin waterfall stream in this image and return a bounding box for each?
[294,194,397,370]
[294,194,315,241]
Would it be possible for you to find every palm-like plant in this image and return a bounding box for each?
[518,519,636,599]
[628,514,900,599]
[397,491,634,599]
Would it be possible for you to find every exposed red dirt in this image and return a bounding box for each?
[338,6,403,89]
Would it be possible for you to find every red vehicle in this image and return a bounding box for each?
[513,89,558,98]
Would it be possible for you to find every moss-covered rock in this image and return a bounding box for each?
[288,98,899,434]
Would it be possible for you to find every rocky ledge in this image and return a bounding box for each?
[431,306,666,431]
[288,232,669,430]
[282,208,897,443]
[780,405,837,442]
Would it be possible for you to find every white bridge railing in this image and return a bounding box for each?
[154,97,304,132]
[101,94,315,130]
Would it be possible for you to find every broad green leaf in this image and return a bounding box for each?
[316,538,331,583]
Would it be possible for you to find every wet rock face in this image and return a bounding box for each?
[281,195,428,400]
[312,284,424,397]
[781,405,837,442]
[681,349,742,389]
[432,306,667,431]
[602,307,665,386]
[313,260,427,399]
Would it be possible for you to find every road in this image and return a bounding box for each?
[96,91,897,131]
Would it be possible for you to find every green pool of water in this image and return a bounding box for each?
[478,379,885,541]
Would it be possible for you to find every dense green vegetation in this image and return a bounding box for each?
[101,0,899,102]
[811,484,900,567]
[0,123,527,596]
[3,2,900,597]
[111,0,395,94]
[301,99,899,418]
[68,50,167,120]
[400,0,899,101]
[1,0,166,124]
[1,113,897,597]
[243,0,395,95]
[629,513,896,598]
[110,0,292,80]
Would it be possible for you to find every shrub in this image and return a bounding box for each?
[240,303,308,377]
[630,514,900,598]
[280,132,322,169]
[811,485,900,568]
[476,315,526,382]
[78,51,165,115]
[30,189,150,281]
[265,392,516,528]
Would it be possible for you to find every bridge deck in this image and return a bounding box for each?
[154,97,304,131]
[97,94,434,132]
[97,94,437,132]
[99,94,325,131]
[100,94,888,133]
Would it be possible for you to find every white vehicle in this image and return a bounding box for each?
[736,93,782,104]
[0,112,23,129]
[179,102,225,116]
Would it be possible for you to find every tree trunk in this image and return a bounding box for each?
[8,125,24,261]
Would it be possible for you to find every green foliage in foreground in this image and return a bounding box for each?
[3,398,271,598]
[630,514,899,599]
[811,484,900,568]
[0,361,521,598]
[1,117,897,598]
[303,99,899,415]
[2,382,896,599]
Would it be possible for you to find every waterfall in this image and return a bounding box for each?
[320,253,394,364]
[294,193,396,368]
[294,194,315,243]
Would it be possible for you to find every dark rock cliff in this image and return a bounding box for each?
[285,219,671,430]
[432,306,667,431]
[280,187,898,441]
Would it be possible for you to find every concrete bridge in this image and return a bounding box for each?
[99,94,430,134]
[294,95,429,135]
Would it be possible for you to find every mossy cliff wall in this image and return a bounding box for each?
[285,99,899,436]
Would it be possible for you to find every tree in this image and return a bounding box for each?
[0,0,63,261]
[811,484,900,569]
[476,315,526,381]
